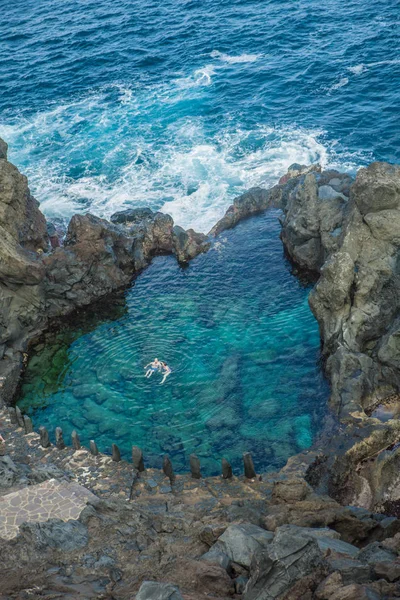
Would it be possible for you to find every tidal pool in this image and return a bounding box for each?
[18,211,329,475]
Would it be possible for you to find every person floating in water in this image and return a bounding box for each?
[144,358,161,378]
[160,361,172,384]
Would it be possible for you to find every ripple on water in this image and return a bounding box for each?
[18,212,329,475]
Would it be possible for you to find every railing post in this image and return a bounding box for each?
[39,426,50,448]
[55,427,65,450]
[189,453,201,479]
[23,415,33,434]
[243,452,256,479]
[90,440,99,456]
[112,444,121,462]
[132,446,144,472]
[163,454,176,484]
[221,458,233,479]
[71,430,81,450]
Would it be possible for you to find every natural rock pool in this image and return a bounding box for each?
[18,211,329,475]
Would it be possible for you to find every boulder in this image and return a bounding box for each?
[136,582,183,600]
[327,558,371,584]
[110,207,154,224]
[212,524,274,568]
[244,526,324,600]
[357,541,398,564]
[172,226,210,263]
[352,162,400,215]
[272,479,312,503]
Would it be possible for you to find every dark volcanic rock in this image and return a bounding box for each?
[20,518,89,551]
[244,526,325,600]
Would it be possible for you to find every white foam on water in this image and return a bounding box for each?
[175,66,216,88]
[347,64,367,75]
[210,50,261,64]
[0,68,365,233]
[328,77,349,92]
[347,59,400,76]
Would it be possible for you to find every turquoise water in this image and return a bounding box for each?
[1,0,400,232]
[18,213,329,474]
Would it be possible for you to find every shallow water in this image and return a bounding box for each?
[18,212,329,474]
[1,0,400,231]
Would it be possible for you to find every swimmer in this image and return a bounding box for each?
[160,361,172,384]
[144,358,161,378]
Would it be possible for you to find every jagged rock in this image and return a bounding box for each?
[136,581,183,600]
[244,526,325,600]
[163,558,234,597]
[199,524,226,546]
[110,207,154,225]
[352,162,400,215]
[20,519,88,551]
[172,225,210,263]
[357,541,398,564]
[200,546,232,573]
[276,524,358,558]
[327,558,371,584]
[0,455,18,488]
[27,463,65,483]
[272,478,312,503]
[280,170,347,273]
[212,524,274,568]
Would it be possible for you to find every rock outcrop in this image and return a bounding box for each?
[309,163,400,419]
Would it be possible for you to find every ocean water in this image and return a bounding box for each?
[6,0,398,473]
[1,0,399,231]
[18,213,329,474]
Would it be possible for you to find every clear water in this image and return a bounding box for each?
[18,213,329,474]
[1,0,399,231]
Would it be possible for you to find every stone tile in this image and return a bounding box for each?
[0,479,96,540]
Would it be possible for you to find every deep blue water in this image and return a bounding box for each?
[1,0,399,231]
[18,213,329,474]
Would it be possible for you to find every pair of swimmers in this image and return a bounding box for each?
[144,358,171,384]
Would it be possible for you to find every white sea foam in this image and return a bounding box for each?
[329,77,349,92]
[175,66,216,88]
[0,73,364,234]
[210,50,261,64]
[347,59,400,76]
[347,64,367,75]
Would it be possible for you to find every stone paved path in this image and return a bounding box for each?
[0,478,96,540]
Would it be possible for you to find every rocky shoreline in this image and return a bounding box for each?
[3,135,400,598]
